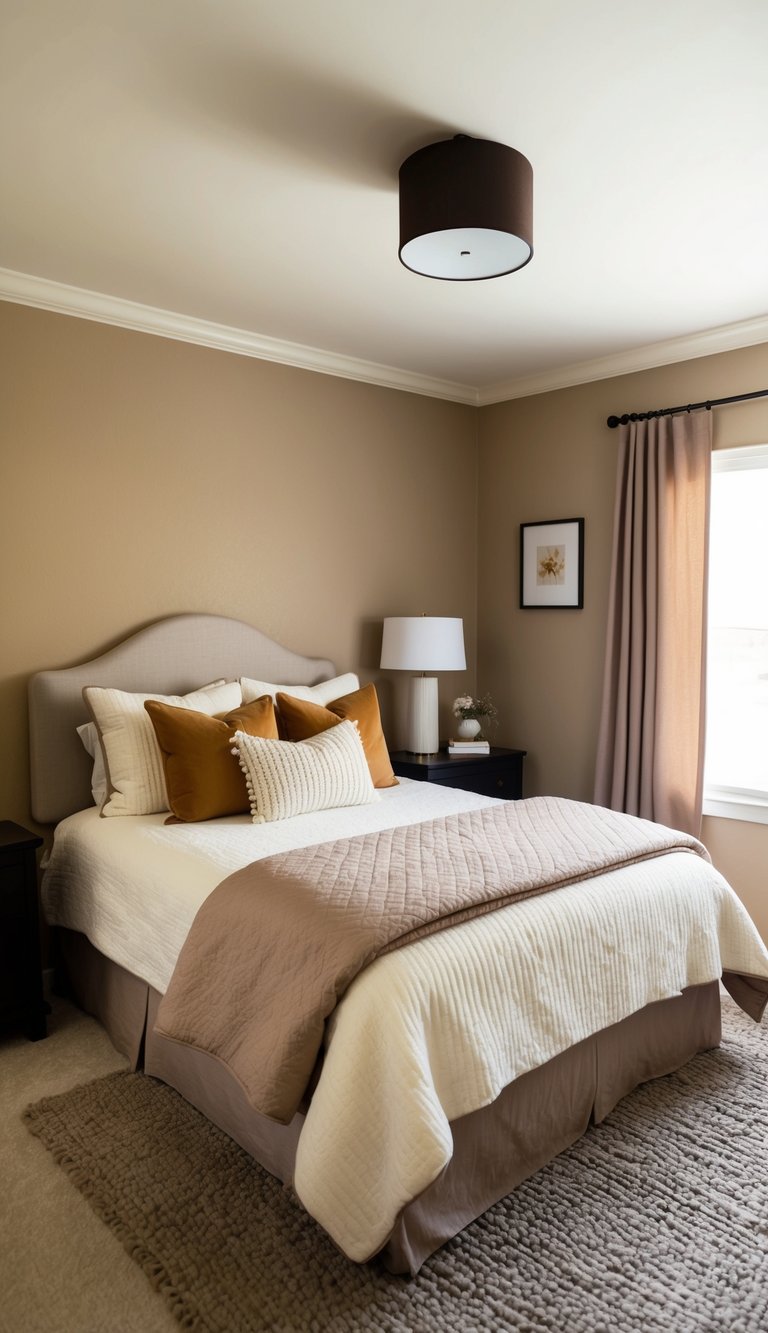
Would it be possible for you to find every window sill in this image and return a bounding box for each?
[703,793,768,826]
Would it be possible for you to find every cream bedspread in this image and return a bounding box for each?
[41,781,497,991]
[42,785,768,1262]
[156,798,710,1123]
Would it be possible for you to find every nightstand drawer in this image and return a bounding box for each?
[0,854,28,914]
[445,758,522,799]
[0,821,47,1040]
[390,747,526,801]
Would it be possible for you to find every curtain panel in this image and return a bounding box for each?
[594,410,713,836]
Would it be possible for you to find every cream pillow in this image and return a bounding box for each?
[84,680,242,816]
[76,721,108,807]
[239,673,359,707]
[231,721,378,824]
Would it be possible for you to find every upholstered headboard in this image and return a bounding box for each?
[28,614,335,824]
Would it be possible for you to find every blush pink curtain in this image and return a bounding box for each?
[594,410,713,836]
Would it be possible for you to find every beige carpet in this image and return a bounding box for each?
[0,997,177,1333]
[20,997,768,1333]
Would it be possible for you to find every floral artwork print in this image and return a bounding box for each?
[520,518,584,608]
[537,544,566,585]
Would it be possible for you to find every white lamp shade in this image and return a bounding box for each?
[380,617,466,672]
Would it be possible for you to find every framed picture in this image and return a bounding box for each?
[520,517,584,609]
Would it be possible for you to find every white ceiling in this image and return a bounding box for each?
[2,0,768,403]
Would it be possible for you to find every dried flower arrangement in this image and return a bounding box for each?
[452,694,498,724]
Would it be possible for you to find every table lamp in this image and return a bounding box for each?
[380,616,466,754]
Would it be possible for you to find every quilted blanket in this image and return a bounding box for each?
[156,796,709,1123]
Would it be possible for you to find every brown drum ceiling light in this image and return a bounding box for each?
[398,134,533,281]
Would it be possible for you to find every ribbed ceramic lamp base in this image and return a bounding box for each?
[407,675,439,754]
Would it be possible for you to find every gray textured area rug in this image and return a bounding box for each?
[24,1000,768,1333]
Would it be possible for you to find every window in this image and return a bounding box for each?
[703,443,768,824]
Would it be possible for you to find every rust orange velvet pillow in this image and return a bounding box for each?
[144,695,279,822]
[276,683,398,789]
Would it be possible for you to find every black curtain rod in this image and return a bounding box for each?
[606,387,768,429]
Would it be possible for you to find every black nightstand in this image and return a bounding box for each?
[0,822,47,1041]
[390,746,526,801]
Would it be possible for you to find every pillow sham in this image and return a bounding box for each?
[231,720,378,824]
[239,672,359,707]
[145,696,279,823]
[84,680,242,817]
[276,683,398,789]
[76,721,108,807]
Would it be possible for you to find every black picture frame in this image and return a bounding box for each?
[520,517,584,609]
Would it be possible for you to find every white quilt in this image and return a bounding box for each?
[42,785,768,1262]
[42,781,496,992]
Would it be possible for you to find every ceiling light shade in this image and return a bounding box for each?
[399,134,533,281]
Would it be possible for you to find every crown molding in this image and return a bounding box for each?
[0,267,479,405]
[477,313,768,406]
[1,266,766,409]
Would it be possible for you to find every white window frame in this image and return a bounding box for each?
[702,443,768,825]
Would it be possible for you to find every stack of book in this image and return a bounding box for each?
[447,738,490,755]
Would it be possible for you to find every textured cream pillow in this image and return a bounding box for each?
[84,680,242,816]
[239,673,359,707]
[231,721,378,824]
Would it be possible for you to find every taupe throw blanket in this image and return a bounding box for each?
[156,797,708,1124]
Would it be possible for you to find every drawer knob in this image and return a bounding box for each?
[496,778,505,789]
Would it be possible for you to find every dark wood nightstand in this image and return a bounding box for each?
[0,822,48,1040]
[390,746,526,801]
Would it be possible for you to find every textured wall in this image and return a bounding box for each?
[2,296,764,940]
[1,301,478,831]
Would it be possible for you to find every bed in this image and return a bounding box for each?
[30,613,768,1275]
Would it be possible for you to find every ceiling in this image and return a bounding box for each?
[2,0,767,403]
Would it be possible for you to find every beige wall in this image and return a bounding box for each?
[1,301,478,832]
[2,298,764,938]
[477,342,768,937]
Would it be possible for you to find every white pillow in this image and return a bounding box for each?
[84,680,242,817]
[231,721,378,824]
[239,673,359,706]
[76,721,108,807]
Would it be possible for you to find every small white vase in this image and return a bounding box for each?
[456,717,482,740]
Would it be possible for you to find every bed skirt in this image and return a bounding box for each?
[58,928,723,1275]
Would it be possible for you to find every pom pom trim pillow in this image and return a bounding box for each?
[276,684,398,788]
[231,721,378,824]
[84,680,242,816]
[145,695,279,823]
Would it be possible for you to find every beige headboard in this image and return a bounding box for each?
[28,614,335,824]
